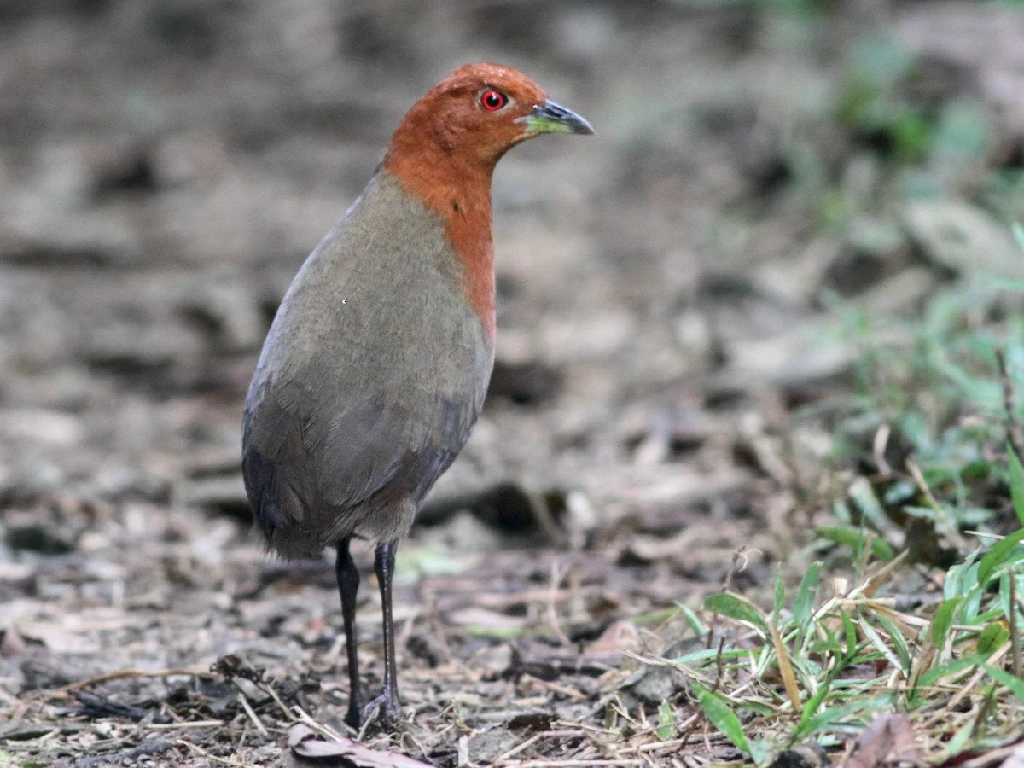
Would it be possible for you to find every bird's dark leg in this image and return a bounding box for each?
[335,538,363,729]
[361,539,402,728]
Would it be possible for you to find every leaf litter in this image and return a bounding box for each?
[4,2,1024,767]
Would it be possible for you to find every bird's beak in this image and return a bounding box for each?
[518,99,595,136]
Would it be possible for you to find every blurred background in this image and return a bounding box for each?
[3,0,1024,763]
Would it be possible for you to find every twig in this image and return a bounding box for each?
[873,424,893,477]
[293,705,346,742]
[76,740,175,766]
[522,675,587,701]
[54,667,209,692]
[960,742,1024,768]
[237,691,268,737]
[860,550,910,599]
[547,559,573,647]
[149,720,225,730]
[996,348,1024,465]
[498,761,642,767]
[494,732,584,765]
[921,643,1010,729]
[635,717,700,752]
[258,680,296,722]
[907,461,966,549]
[707,546,752,650]
[712,636,726,694]
[1011,575,1021,687]
[176,740,260,767]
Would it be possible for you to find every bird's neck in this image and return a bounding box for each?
[384,147,497,344]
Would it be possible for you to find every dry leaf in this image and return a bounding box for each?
[285,724,431,768]
[843,713,922,768]
[1003,742,1024,768]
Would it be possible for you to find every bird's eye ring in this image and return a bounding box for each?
[479,89,508,111]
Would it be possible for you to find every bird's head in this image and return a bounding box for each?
[382,64,593,343]
[387,62,594,172]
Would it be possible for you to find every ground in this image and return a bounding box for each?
[3,2,1024,767]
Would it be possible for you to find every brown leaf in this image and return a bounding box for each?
[843,713,922,768]
[285,724,432,768]
[1003,742,1024,768]
[586,619,639,656]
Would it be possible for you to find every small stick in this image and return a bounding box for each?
[908,461,966,549]
[177,740,259,767]
[293,705,345,743]
[497,760,642,768]
[707,546,751,650]
[1011,575,1021,684]
[55,667,209,692]
[149,720,224,730]
[998,346,1023,707]
[77,741,175,767]
[236,692,268,737]
[547,559,573,647]
[256,680,295,722]
[873,424,893,477]
[494,733,545,765]
[996,348,1024,465]
[524,675,587,701]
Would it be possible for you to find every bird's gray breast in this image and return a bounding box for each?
[242,172,492,554]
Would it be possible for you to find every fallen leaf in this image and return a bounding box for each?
[843,713,922,768]
[285,724,432,768]
[1003,742,1024,768]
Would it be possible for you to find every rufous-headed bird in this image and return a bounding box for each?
[242,63,593,729]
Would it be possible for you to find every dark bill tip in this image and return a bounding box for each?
[518,99,595,136]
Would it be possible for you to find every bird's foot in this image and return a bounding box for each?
[358,690,402,733]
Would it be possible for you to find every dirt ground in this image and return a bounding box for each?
[2,1,1024,766]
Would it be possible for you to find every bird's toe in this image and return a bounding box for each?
[360,692,403,733]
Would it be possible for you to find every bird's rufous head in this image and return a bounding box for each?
[383,64,592,344]
[386,62,593,172]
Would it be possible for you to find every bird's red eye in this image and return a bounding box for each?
[480,89,507,111]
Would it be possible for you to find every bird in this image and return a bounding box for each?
[241,62,593,730]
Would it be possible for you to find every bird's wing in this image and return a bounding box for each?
[242,372,472,549]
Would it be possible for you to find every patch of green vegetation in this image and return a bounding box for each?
[638,538,1022,764]
[636,230,1024,762]
[836,35,993,172]
[827,272,1024,540]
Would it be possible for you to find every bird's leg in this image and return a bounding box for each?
[361,539,402,729]
[335,538,363,729]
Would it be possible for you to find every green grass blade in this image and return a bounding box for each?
[673,647,749,665]
[817,525,894,562]
[931,597,961,647]
[1012,221,1024,253]
[977,620,1010,655]
[702,593,767,631]
[874,614,912,675]
[793,562,824,626]
[981,663,1024,701]
[657,701,674,740]
[773,569,786,624]
[858,617,904,674]
[798,696,891,735]
[674,602,707,635]
[692,682,750,753]
[977,529,1024,586]
[915,655,985,689]
[1008,444,1024,527]
[794,678,832,740]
